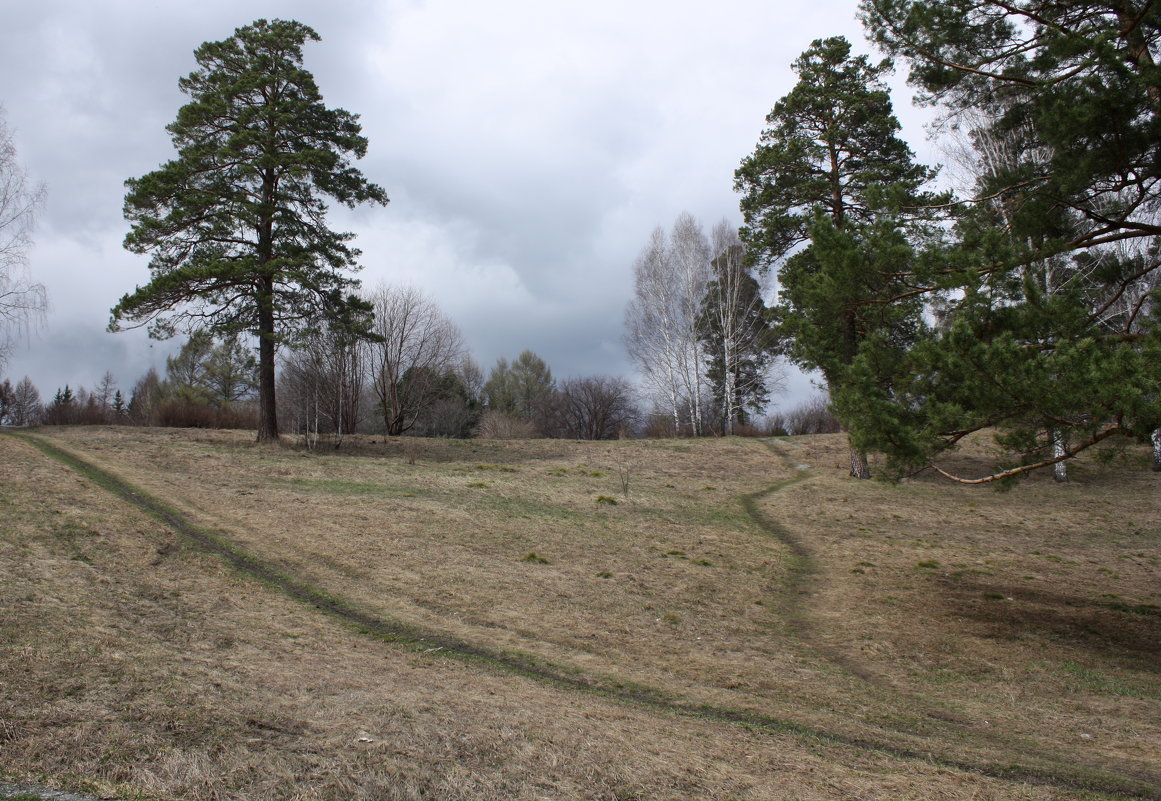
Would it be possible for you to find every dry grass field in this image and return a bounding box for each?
[0,425,1158,800]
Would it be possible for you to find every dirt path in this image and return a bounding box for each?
[12,430,1161,801]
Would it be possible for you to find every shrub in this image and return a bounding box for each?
[474,409,539,439]
[776,395,842,436]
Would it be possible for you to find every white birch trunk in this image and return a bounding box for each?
[1052,428,1068,483]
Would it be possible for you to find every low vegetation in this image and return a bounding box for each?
[1,426,1158,800]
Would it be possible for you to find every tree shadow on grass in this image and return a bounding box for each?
[937,578,1161,668]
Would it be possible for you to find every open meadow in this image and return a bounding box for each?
[0,426,1158,800]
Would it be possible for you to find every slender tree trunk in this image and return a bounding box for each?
[1051,428,1068,483]
[1152,428,1161,472]
[255,161,280,443]
[256,275,279,442]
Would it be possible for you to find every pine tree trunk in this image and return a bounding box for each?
[255,276,279,442]
[848,438,871,480]
[1152,428,1161,472]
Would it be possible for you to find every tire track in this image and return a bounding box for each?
[13,430,1161,801]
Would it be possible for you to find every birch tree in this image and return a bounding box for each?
[279,320,365,446]
[0,110,47,364]
[624,214,713,435]
[697,222,774,434]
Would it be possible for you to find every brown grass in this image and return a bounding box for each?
[1,426,1158,800]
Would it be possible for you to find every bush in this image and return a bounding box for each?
[155,399,258,430]
[761,412,790,436]
[641,413,677,439]
[474,409,539,439]
[784,395,841,435]
[730,423,770,438]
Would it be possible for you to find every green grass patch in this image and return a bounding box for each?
[1060,661,1145,698]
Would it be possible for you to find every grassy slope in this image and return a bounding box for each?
[0,426,1158,800]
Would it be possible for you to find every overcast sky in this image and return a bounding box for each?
[0,0,938,410]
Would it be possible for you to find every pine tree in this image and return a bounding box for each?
[484,350,555,423]
[110,19,388,441]
[855,0,1161,482]
[735,36,938,477]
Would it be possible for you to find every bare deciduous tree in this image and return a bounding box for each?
[279,322,366,447]
[0,110,47,364]
[93,371,118,411]
[543,376,639,440]
[127,368,164,425]
[624,213,713,435]
[8,375,40,425]
[366,284,465,436]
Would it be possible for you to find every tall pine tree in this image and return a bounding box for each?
[735,36,938,477]
[110,19,388,441]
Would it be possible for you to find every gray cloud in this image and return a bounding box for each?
[1,0,934,412]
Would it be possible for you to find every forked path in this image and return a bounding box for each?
[12,430,1160,801]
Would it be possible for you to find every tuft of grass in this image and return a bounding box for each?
[916,559,940,569]
[521,552,550,564]
[595,495,618,505]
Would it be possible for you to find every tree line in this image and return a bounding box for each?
[4,8,1157,480]
[0,283,652,441]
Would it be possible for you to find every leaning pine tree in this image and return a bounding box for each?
[110,19,388,441]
